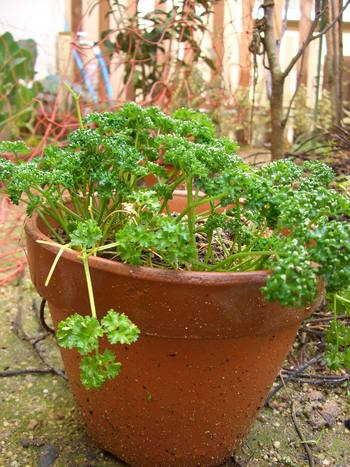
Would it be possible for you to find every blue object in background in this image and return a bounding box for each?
[72,48,99,103]
[93,45,113,103]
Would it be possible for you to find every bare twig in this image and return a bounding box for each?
[0,368,55,377]
[305,314,350,324]
[11,293,67,381]
[281,371,350,385]
[282,49,307,128]
[39,298,55,335]
[299,326,324,336]
[291,401,315,467]
[265,354,323,405]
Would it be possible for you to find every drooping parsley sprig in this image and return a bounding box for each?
[52,219,140,390]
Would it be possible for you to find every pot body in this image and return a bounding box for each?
[25,208,321,467]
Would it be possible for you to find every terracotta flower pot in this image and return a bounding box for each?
[25,195,322,467]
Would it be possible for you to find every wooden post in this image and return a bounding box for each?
[57,32,75,111]
[71,0,82,36]
[152,0,168,105]
[212,0,225,78]
[331,0,343,124]
[57,32,74,79]
[238,0,254,87]
[237,0,254,144]
[71,0,82,83]
[273,0,283,44]
[183,1,195,69]
[155,0,167,69]
[125,0,138,102]
[298,0,313,86]
[324,0,343,124]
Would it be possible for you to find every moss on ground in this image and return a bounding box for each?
[0,279,349,467]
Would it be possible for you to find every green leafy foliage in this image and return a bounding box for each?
[70,219,103,249]
[309,222,350,292]
[262,241,318,307]
[57,314,103,355]
[2,103,350,379]
[115,216,196,267]
[80,349,122,390]
[101,310,140,345]
[0,141,30,155]
[324,344,350,370]
[1,104,350,309]
[57,310,140,389]
[323,290,350,371]
[325,320,350,348]
[0,32,41,138]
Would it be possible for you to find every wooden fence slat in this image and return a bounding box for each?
[125,0,138,101]
[212,0,225,77]
[298,0,313,86]
[238,0,254,87]
[71,0,82,82]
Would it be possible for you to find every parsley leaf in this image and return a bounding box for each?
[101,310,140,345]
[80,349,122,389]
[0,141,30,155]
[57,314,103,355]
[70,219,102,249]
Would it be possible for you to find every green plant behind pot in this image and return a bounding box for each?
[1,103,350,387]
[0,32,41,138]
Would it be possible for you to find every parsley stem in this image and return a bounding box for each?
[159,174,186,213]
[95,241,119,253]
[70,194,85,218]
[208,250,274,272]
[75,97,83,129]
[235,199,242,252]
[204,232,213,263]
[186,177,198,258]
[35,191,70,235]
[64,81,83,129]
[335,294,350,305]
[56,201,82,220]
[45,245,68,286]
[82,252,97,319]
[97,198,108,224]
[176,191,228,222]
[333,294,340,349]
[37,210,65,243]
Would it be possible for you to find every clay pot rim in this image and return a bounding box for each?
[25,211,271,287]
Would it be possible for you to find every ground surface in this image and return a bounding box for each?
[0,277,349,467]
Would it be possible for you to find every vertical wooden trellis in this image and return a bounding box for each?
[71,0,82,82]
[125,0,139,101]
[237,0,255,144]
[212,0,225,79]
[71,0,82,35]
[273,0,283,43]
[183,1,195,70]
[298,0,313,86]
[238,0,254,87]
[155,0,167,74]
[325,0,343,124]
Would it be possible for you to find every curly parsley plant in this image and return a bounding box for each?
[1,103,350,385]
